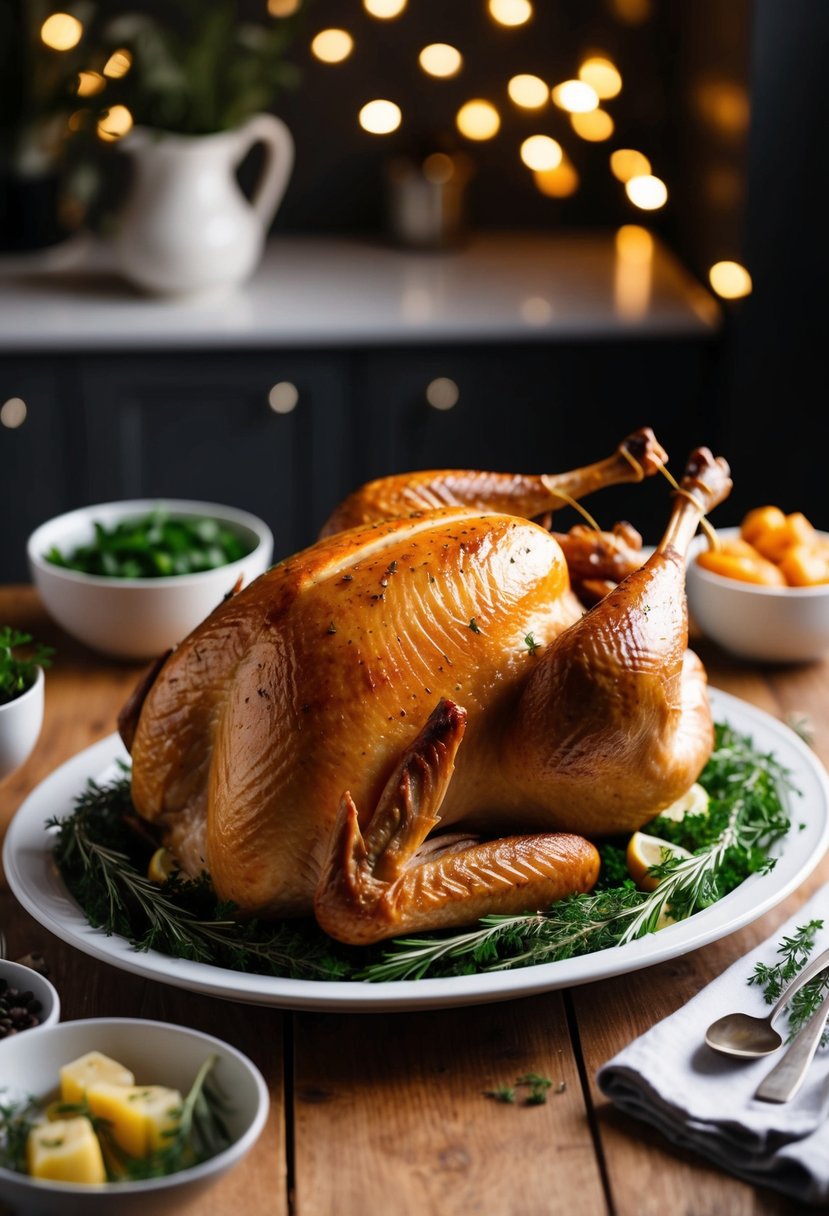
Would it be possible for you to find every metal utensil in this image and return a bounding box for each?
[755,987,829,1103]
[705,944,829,1057]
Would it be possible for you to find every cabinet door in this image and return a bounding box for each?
[79,351,352,560]
[0,360,82,583]
[355,340,720,544]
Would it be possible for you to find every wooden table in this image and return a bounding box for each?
[1,585,826,1216]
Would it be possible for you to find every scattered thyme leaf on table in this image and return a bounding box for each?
[48,721,795,983]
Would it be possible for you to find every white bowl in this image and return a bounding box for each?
[0,1017,269,1216]
[0,666,45,781]
[686,527,829,663]
[27,500,274,661]
[0,956,60,1032]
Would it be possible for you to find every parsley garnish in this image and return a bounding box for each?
[468,618,481,633]
[0,627,53,706]
[524,633,539,655]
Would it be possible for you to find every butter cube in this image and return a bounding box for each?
[86,1083,182,1158]
[60,1051,135,1105]
[27,1116,106,1184]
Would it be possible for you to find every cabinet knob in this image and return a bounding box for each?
[425,377,459,411]
[268,382,299,414]
[0,397,27,428]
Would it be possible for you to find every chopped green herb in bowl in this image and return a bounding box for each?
[45,510,253,579]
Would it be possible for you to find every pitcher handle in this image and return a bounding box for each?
[238,112,295,229]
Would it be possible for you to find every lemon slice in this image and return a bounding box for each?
[147,847,179,884]
[654,782,709,823]
[626,832,693,892]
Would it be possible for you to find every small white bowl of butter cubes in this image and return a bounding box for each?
[0,1017,269,1215]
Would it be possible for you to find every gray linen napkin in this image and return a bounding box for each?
[597,883,829,1206]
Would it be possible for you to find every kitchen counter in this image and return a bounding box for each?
[0,230,720,351]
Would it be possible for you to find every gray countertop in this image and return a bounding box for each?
[0,229,721,352]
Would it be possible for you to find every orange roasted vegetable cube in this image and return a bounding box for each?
[751,512,817,563]
[740,506,787,546]
[778,544,829,587]
[696,545,786,586]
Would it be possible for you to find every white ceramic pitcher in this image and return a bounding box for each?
[114,112,294,296]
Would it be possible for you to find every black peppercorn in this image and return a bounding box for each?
[0,978,43,1037]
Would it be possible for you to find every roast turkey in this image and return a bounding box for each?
[119,430,732,945]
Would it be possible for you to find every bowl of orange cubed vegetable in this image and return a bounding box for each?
[686,506,829,663]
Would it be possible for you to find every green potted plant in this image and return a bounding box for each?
[0,627,53,780]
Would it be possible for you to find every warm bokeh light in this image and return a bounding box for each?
[610,148,651,182]
[507,74,548,108]
[615,226,653,319]
[359,99,402,134]
[456,99,500,141]
[608,0,652,24]
[97,104,133,142]
[692,79,750,139]
[363,0,407,17]
[578,56,622,100]
[418,43,462,78]
[570,109,614,141]
[67,109,88,132]
[534,158,579,198]
[311,29,354,63]
[40,12,83,50]
[551,80,599,113]
[520,135,562,171]
[709,260,752,299]
[615,224,654,263]
[625,174,667,210]
[103,49,132,78]
[0,398,27,429]
[76,71,105,97]
[268,0,301,13]
[422,153,455,184]
[488,0,533,26]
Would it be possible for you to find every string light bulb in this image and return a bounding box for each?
[534,158,579,197]
[96,104,133,142]
[610,148,651,182]
[456,99,500,140]
[363,0,407,17]
[520,135,563,171]
[625,173,668,210]
[709,261,752,299]
[359,99,402,134]
[488,0,533,26]
[103,49,132,78]
[76,71,105,96]
[40,12,83,50]
[507,75,548,109]
[551,80,599,113]
[419,44,462,78]
[571,109,614,141]
[578,56,622,100]
[311,29,354,63]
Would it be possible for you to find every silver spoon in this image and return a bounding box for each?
[705,943,829,1057]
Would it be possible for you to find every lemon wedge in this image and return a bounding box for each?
[654,782,709,823]
[626,832,693,892]
[147,847,179,884]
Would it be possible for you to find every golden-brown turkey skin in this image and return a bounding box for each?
[506,545,712,836]
[129,507,587,917]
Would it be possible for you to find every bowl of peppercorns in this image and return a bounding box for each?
[0,958,60,1038]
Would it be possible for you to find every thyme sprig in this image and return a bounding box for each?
[748,919,829,1044]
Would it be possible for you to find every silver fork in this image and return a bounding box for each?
[755,988,829,1103]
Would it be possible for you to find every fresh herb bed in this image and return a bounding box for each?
[49,722,795,984]
[45,510,253,579]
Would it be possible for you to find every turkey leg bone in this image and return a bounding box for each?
[314,699,600,946]
[319,427,667,536]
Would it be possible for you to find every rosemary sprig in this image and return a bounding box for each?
[49,721,794,985]
[748,919,829,1044]
[0,1094,38,1173]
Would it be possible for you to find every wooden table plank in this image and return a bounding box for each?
[292,995,608,1216]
